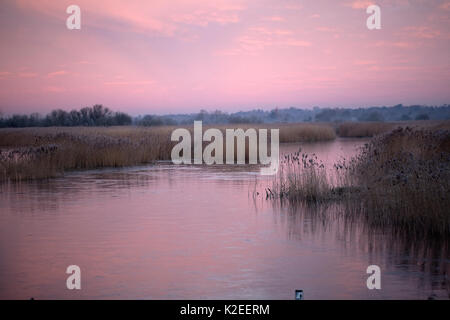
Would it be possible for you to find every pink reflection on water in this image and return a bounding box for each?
[0,140,448,299]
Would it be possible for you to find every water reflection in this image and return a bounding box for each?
[0,139,448,299]
[269,200,450,299]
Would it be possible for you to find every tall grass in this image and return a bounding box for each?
[210,123,336,142]
[337,120,450,138]
[0,123,336,182]
[345,127,450,237]
[269,127,450,238]
[277,123,336,142]
[268,149,335,202]
[0,126,175,181]
[337,122,398,137]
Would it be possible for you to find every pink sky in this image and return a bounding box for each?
[0,0,449,115]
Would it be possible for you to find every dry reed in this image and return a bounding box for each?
[0,123,336,181]
[337,120,450,138]
[269,127,450,238]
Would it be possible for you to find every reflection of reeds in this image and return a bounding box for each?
[270,127,450,239]
[270,201,450,298]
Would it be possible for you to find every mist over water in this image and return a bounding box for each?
[0,139,448,299]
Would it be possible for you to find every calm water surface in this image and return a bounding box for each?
[0,139,448,299]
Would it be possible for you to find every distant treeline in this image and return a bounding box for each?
[136,104,450,125]
[160,104,450,125]
[0,105,132,127]
[1,104,449,128]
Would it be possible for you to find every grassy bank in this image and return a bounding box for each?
[1,121,448,183]
[0,126,175,181]
[0,123,335,181]
[269,127,450,238]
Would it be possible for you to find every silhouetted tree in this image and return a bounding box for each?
[415,113,430,120]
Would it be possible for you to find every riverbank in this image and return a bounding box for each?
[0,123,334,181]
[1,121,449,181]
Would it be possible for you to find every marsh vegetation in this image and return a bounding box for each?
[0,126,175,181]
[1,121,449,238]
[1,126,448,298]
[269,127,450,238]
[1,121,449,181]
[0,123,336,181]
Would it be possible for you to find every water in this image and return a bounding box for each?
[0,138,448,299]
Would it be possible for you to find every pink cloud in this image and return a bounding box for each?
[47,70,69,78]
[345,1,374,9]
[370,41,418,49]
[281,39,312,47]
[16,0,177,36]
[354,60,378,65]
[316,27,339,33]
[104,80,155,86]
[284,3,303,10]
[440,2,450,10]
[0,72,12,79]
[43,86,67,93]
[231,26,311,53]
[171,3,244,26]
[18,72,38,78]
[402,26,441,39]
[307,66,337,71]
[171,11,240,26]
[261,16,285,22]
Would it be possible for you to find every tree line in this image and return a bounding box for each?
[1,104,449,128]
[0,105,132,128]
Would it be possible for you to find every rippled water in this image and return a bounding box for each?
[0,139,448,299]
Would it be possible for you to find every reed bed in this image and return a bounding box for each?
[0,126,175,181]
[337,122,398,137]
[346,127,450,237]
[268,149,338,202]
[277,123,336,142]
[209,123,336,142]
[269,127,450,238]
[267,148,357,203]
[337,120,450,138]
[0,123,336,181]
